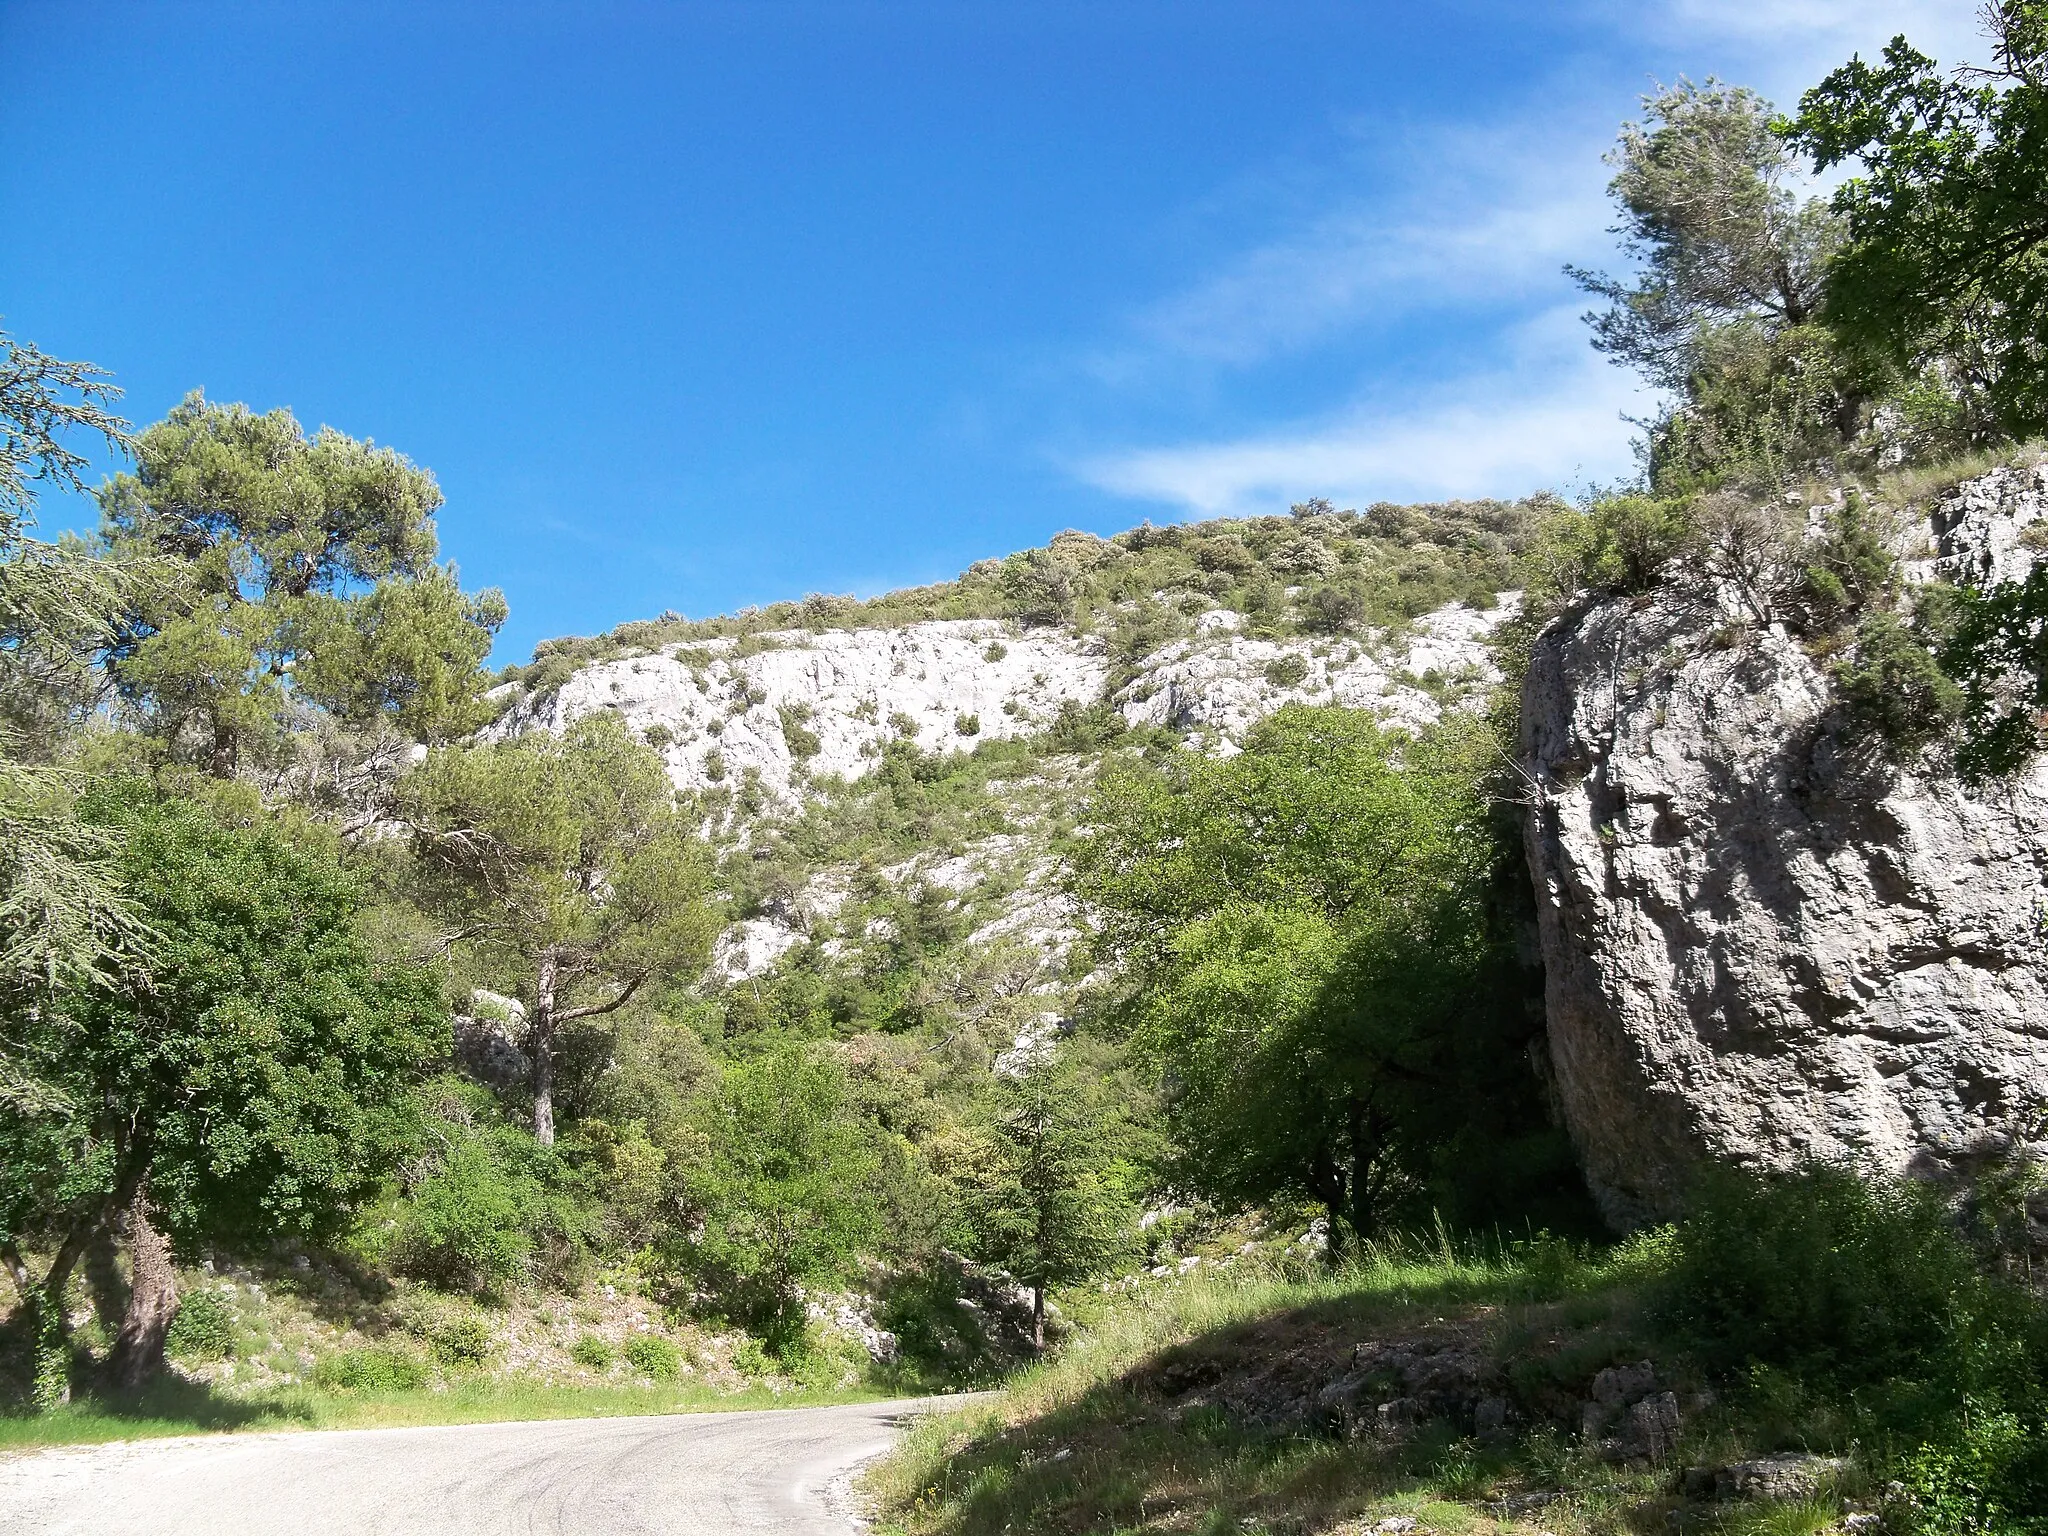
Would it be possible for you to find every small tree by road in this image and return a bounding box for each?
[951,1050,1136,1351]
[1,785,442,1400]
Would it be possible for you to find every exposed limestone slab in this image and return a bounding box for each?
[1521,468,2048,1226]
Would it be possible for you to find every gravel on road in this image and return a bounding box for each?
[0,1395,973,1535]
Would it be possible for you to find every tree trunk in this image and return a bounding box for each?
[208,713,238,779]
[531,952,558,1147]
[28,1223,97,1411]
[1031,1283,1045,1354]
[108,1185,178,1393]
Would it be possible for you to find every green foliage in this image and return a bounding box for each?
[426,1315,495,1369]
[98,393,505,770]
[312,1345,428,1393]
[1658,1166,2048,1529]
[0,327,129,535]
[947,1052,1137,1340]
[165,1290,236,1361]
[1797,494,1897,626]
[385,1121,561,1294]
[1076,707,1575,1250]
[672,1044,880,1354]
[1660,1166,2047,1422]
[1583,494,1700,593]
[1261,654,1309,689]
[1937,567,2048,778]
[1569,80,1861,491]
[622,1333,681,1379]
[1788,4,2048,440]
[398,711,716,1143]
[569,1333,614,1369]
[1833,612,1964,757]
[1572,80,1839,393]
[779,704,821,761]
[1,783,443,1313]
[0,332,155,1003]
[953,712,980,737]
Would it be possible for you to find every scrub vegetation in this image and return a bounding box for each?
[7,9,2048,1536]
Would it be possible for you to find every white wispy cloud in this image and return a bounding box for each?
[1078,310,1650,517]
[1123,132,1610,369]
[1645,0,1987,101]
[1067,0,1984,520]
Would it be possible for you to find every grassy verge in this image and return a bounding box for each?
[0,1375,918,1451]
[861,1234,1863,1536]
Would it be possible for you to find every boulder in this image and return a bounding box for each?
[1521,467,2048,1226]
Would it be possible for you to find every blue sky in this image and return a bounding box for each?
[0,0,1981,662]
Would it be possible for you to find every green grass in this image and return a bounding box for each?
[0,1374,908,1451]
[863,1234,1682,1536]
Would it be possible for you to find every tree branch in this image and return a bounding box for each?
[554,970,648,1023]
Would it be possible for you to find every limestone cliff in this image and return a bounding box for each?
[1521,464,2048,1227]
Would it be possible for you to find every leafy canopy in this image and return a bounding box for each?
[99,393,505,770]
[1,785,444,1262]
[400,712,715,1009]
[1077,706,1568,1249]
[1787,3,2048,438]
[673,1044,879,1354]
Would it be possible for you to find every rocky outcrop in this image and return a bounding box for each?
[1116,600,1513,747]
[493,619,1110,806]
[1522,466,2048,1227]
[496,601,1512,808]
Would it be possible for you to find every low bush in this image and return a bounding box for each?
[165,1290,236,1361]
[570,1334,614,1369]
[1657,1164,2048,1521]
[622,1334,681,1380]
[1262,654,1310,688]
[427,1316,495,1369]
[1833,614,1964,757]
[313,1346,429,1393]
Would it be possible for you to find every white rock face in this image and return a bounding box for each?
[1118,599,1516,745]
[501,601,1514,806]
[502,595,1517,1004]
[1931,460,2048,588]
[1521,468,2048,1227]
[495,620,1106,807]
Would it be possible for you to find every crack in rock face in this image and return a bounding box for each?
[1521,466,2048,1227]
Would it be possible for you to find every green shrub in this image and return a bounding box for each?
[622,1334,681,1380]
[314,1345,428,1392]
[1798,495,1897,629]
[729,1335,773,1377]
[1262,654,1310,688]
[428,1315,495,1369]
[387,1124,569,1295]
[780,706,821,760]
[953,712,980,737]
[1582,494,1699,594]
[166,1289,236,1361]
[570,1333,615,1369]
[1833,614,1964,757]
[982,640,1008,663]
[1658,1166,2044,1427]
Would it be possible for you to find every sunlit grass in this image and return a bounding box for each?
[0,1375,914,1450]
[864,1230,1672,1534]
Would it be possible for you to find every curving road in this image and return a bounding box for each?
[0,1396,968,1535]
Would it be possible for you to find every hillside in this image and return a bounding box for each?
[476,500,1539,1058]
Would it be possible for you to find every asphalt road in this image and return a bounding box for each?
[0,1396,970,1535]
